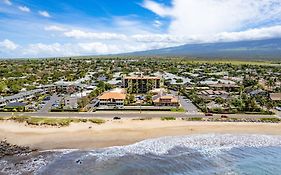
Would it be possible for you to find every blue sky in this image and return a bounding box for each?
[1,0,281,58]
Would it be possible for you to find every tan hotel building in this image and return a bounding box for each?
[123,76,161,93]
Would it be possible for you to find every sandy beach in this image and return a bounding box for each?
[1,118,281,150]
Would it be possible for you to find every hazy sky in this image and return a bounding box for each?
[1,0,281,57]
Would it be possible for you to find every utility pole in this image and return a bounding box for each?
[140,100,142,114]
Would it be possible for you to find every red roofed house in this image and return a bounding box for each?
[98,88,126,108]
[152,94,179,107]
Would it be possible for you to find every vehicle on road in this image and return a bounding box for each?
[276,107,281,111]
[221,115,228,119]
[205,113,213,116]
[113,116,121,120]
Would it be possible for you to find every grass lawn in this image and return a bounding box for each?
[170,108,185,112]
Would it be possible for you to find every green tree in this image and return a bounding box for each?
[128,94,135,104]
[10,84,21,93]
[146,93,153,104]
[78,97,90,109]
[0,82,7,93]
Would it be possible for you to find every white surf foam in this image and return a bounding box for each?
[87,134,281,162]
[0,154,54,175]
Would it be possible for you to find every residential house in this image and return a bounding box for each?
[98,88,127,108]
[4,102,27,111]
[270,93,281,102]
[198,90,229,100]
[209,84,240,92]
[152,94,179,106]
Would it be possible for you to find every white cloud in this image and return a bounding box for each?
[142,0,281,36]
[18,41,176,57]
[9,24,281,58]
[213,26,281,43]
[78,42,119,54]
[133,25,281,44]
[18,6,30,12]
[64,29,128,40]
[23,43,76,56]
[44,25,66,32]
[38,11,51,18]
[142,0,171,16]
[153,20,163,28]
[3,0,12,5]
[0,39,18,50]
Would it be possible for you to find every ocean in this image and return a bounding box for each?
[1,134,281,175]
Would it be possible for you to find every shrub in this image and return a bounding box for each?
[185,117,203,121]
[161,116,176,121]
[133,117,152,121]
[88,118,105,124]
[9,116,30,123]
[170,108,185,112]
[259,118,281,123]
[0,117,6,120]
[25,118,72,126]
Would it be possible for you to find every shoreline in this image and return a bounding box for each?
[1,118,281,150]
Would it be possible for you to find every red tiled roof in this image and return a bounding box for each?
[99,92,126,100]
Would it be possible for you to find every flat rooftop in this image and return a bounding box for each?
[124,76,160,80]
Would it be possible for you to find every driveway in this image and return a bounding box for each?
[171,90,200,114]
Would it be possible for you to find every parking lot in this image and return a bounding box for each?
[38,94,61,113]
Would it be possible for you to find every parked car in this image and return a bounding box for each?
[43,96,51,101]
[276,107,281,111]
[205,113,213,116]
[113,116,121,120]
[221,115,228,119]
[52,104,59,107]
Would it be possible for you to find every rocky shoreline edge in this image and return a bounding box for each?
[0,140,37,158]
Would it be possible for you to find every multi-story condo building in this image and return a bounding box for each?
[123,75,161,93]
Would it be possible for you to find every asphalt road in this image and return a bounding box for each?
[0,111,190,118]
[0,111,277,119]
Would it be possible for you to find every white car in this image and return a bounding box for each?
[276,107,281,111]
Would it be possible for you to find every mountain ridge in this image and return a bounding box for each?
[123,38,281,60]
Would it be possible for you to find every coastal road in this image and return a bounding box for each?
[0,112,277,119]
[0,111,194,118]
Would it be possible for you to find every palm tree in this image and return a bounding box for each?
[239,85,245,99]
[266,78,275,91]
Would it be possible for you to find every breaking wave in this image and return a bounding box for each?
[88,134,281,161]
